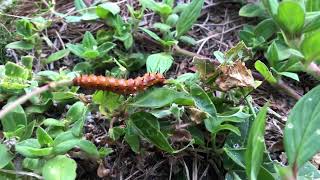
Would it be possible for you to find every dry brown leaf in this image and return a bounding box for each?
[215,60,255,91]
[171,129,192,143]
[186,107,207,124]
[97,162,111,178]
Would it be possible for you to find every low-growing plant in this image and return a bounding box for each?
[239,0,320,85]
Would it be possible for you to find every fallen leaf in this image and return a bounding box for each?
[186,107,207,124]
[215,60,255,91]
[171,129,192,143]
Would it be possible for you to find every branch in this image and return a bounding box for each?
[0,80,72,119]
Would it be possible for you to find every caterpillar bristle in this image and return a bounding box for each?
[73,73,165,94]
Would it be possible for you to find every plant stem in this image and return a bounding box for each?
[0,80,72,119]
[245,96,257,119]
[306,62,320,78]
[274,80,301,100]
[0,169,43,179]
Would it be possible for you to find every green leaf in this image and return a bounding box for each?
[78,140,99,158]
[131,88,194,108]
[179,35,197,45]
[4,62,29,79]
[53,139,80,155]
[16,19,34,38]
[82,50,100,59]
[146,53,173,73]
[130,112,174,153]
[45,49,70,64]
[212,124,241,136]
[74,0,87,11]
[139,0,172,16]
[255,60,277,84]
[153,23,171,33]
[82,31,97,49]
[0,104,27,132]
[36,127,53,147]
[239,4,265,17]
[42,155,77,180]
[166,13,179,27]
[176,0,204,37]
[0,144,14,169]
[139,27,164,44]
[125,120,140,153]
[301,31,320,62]
[66,101,87,124]
[93,91,123,113]
[16,139,53,158]
[276,1,305,35]
[277,72,299,81]
[284,85,320,167]
[245,104,268,180]
[6,41,34,50]
[109,127,126,141]
[254,19,278,40]
[96,2,120,19]
[306,0,320,12]
[43,118,65,127]
[266,42,279,67]
[190,84,217,117]
[304,15,320,33]
[21,56,33,69]
[261,0,279,16]
[66,43,85,58]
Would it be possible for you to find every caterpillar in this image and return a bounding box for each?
[73,73,166,94]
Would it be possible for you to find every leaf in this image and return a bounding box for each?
[254,19,278,40]
[96,2,120,19]
[139,27,165,44]
[146,53,173,73]
[261,0,279,16]
[304,15,320,33]
[36,127,53,147]
[306,0,320,12]
[239,4,265,17]
[6,41,34,50]
[66,101,87,124]
[78,140,99,158]
[211,124,241,136]
[43,118,65,127]
[42,155,77,180]
[139,0,172,16]
[284,85,320,167]
[109,127,126,141]
[245,104,268,180]
[125,120,140,153]
[277,72,299,81]
[276,1,305,35]
[52,139,80,155]
[4,62,29,79]
[66,43,85,58]
[254,60,277,84]
[301,31,320,62]
[16,139,53,158]
[0,144,13,169]
[131,88,194,108]
[130,112,174,153]
[0,104,27,132]
[74,0,87,11]
[190,84,217,118]
[82,31,97,49]
[266,42,279,67]
[45,49,70,64]
[176,0,204,37]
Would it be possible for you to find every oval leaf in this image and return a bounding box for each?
[284,85,320,167]
[42,155,77,180]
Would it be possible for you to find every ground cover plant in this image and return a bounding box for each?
[0,0,320,179]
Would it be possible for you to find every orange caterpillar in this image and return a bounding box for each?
[73,73,165,94]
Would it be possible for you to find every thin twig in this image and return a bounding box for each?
[0,80,72,119]
[0,169,43,179]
